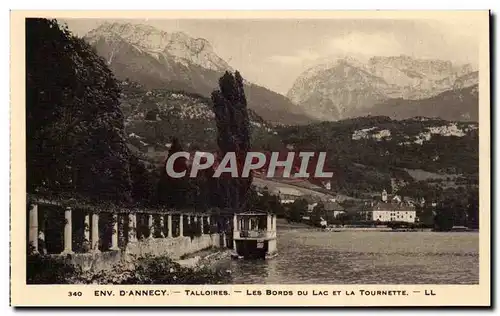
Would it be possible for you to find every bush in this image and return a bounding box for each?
[122,255,231,284]
[27,247,81,284]
[27,251,231,285]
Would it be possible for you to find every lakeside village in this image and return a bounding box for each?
[250,176,476,232]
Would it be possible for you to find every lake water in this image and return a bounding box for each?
[216,221,479,284]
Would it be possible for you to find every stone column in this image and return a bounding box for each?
[110,214,119,250]
[38,216,47,255]
[233,214,238,232]
[200,216,204,235]
[119,215,125,245]
[91,213,100,252]
[273,214,277,231]
[179,214,184,237]
[266,214,272,231]
[159,215,165,238]
[62,207,73,254]
[128,213,136,242]
[194,216,199,236]
[167,214,173,238]
[233,214,238,251]
[84,213,90,242]
[148,214,154,239]
[28,204,38,253]
[133,214,138,239]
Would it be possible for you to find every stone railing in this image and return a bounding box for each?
[235,230,277,239]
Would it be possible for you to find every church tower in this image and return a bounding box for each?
[381,189,388,203]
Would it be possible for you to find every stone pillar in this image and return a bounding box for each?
[28,204,38,253]
[38,216,47,255]
[233,214,238,232]
[159,215,165,238]
[133,214,138,239]
[266,214,272,231]
[233,214,238,251]
[167,214,173,238]
[221,232,227,248]
[273,214,277,231]
[148,214,154,239]
[91,213,100,252]
[200,216,204,235]
[62,207,73,254]
[110,214,119,250]
[194,216,199,236]
[179,214,184,237]
[84,213,90,242]
[119,215,125,244]
[128,213,136,242]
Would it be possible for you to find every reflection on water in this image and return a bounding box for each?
[215,222,479,284]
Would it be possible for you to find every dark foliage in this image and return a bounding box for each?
[211,71,252,209]
[277,116,478,194]
[27,247,80,284]
[156,137,190,208]
[26,18,131,202]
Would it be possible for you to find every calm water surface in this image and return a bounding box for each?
[216,221,479,284]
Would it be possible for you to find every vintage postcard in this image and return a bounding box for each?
[10,10,490,307]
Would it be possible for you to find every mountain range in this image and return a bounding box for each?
[84,22,311,125]
[287,56,478,121]
[83,22,479,125]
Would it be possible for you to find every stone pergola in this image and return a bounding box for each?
[27,198,229,255]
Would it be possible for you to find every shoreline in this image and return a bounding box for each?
[176,247,232,270]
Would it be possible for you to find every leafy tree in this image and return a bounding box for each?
[466,187,479,229]
[129,154,157,205]
[287,198,308,222]
[26,18,131,202]
[311,203,327,225]
[27,247,80,284]
[246,187,285,217]
[156,137,189,207]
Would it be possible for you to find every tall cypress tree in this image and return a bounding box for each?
[211,71,252,209]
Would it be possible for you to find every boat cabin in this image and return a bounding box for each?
[232,210,277,259]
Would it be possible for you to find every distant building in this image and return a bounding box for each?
[361,203,416,223]
[302,198,345,225]
[392,195,402,203]
[274,187,303,204]
[358,190,417,223]
[302,195,321,211]
[323,180,332,190]
[323,200,345,218]
[381,189,388,202]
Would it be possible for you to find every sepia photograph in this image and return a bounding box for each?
[10,10,490,307]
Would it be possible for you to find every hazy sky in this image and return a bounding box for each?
[63,18,480,95]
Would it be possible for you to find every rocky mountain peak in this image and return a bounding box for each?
[287,55,478,121]
[85,22,231,72]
